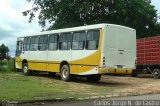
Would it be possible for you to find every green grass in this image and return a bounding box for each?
[0,73,70,100]
[0,72,158,101]
[0,72,114,101]
[0,58,17,72]
[0,59,102,101]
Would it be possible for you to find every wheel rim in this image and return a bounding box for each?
[23,66,28,73]
[154,70,159,77]
[62,68,67,79]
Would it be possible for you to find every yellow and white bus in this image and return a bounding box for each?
[15,24,136,82]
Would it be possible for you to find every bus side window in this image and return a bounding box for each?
[59,33,72,50]
[30,36,39,51]
[26,37,31,50]
[23,37,27,51]
[23,37,31,51]
[39,35,48,51]
[66,33,72,49]
[48,34,58,50]
[86,30,100,50]
[72,31,86,50]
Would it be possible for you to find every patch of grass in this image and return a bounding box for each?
[0,73,116,101]
[0,58,17,73]
[0,73,72,100]
[0,72,159,101]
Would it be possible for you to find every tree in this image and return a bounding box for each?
[23,0,160,38]
[0,44,9,59]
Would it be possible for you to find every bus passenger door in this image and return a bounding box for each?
[28,36,47,71]
[15,39,23,69]
[46,34,60,73]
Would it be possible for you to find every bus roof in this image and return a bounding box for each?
[19,23,135,38]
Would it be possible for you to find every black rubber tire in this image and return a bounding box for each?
[153,68,160,79]
[22,63,30,75]
[61,65,70,81]
[87,74,101,82]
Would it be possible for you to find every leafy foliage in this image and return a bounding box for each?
[0,58,17,72]
[23,0,160,38]
[0,43,9,59]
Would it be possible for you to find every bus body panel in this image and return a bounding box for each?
[15,24,136,75]
[21,51,47,71]
[102,25,136,71]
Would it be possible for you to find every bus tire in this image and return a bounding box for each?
[153,68,160,79]
[22,63,30,75]
[61,65,70,81]
[87,74,101,82]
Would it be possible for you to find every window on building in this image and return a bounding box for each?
[39,35,48,51]
[72,31,86,50]
[48,34,58,50]
[86,30,100,50]
[59,33,72,50]
[30,36,39,51]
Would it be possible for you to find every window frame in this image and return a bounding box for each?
[26,37,31,51]
[59,32,72,50]
[48,34,59,51]
[23,37,31,51]
[38,35,48,51]
[30,36,39,51]
[23,37,28,51]
[72,31,86,50]
[16,40,23,56]
[85,29,100,50]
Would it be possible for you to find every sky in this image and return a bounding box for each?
[0,0,42,56]
[0,0,160,57]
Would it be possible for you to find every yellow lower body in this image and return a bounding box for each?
[105,68,132,75]
[16,61,132,75]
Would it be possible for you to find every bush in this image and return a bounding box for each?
[0,58,18,72]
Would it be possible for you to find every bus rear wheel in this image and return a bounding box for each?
[22,63,30,75]
[87,74,101,82]
[61,65,70,81]
[153,68,160,79]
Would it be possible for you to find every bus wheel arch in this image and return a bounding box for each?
[22,59,30,75]
[22,59,27,65]
[60,61,70,81]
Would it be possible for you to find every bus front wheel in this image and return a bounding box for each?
[87,74,101,82]
[22,63,30,75]
[61,65,70,81]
